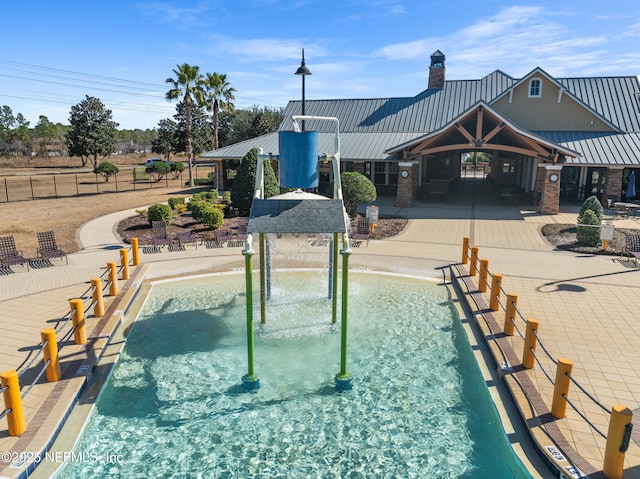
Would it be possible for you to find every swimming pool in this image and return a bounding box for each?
[56,271,532,478]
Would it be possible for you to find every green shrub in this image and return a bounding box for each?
[174,203,187,215]
[576,209,601,247]
[188,199,207,221]
[94,162,119,182]
[201,204,225,229]
[579,196,603,222]
[341,171,377,217]
[192,190,218,202]
[193,177,213,186]
[168,197,185,209]
[147,203,172,225]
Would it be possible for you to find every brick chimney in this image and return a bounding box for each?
[428,50,446,89]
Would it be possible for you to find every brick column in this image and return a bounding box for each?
[395,162,418,207]
[604,167,623,203]
[538,165,562,215]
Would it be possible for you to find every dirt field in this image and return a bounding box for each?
[0,186,196,255]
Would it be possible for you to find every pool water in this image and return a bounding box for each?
[57,271,531,478]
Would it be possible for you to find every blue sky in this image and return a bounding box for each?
[2,0,639,130]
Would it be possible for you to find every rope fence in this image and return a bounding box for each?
[0,242,138,438]
[459,236,634,478]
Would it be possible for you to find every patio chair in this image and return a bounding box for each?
[350,218,371,247]
[226,222,248,248]
[206,229,231,248]
[37,230,68,264]
[177,230,199,250]
[152,221,172,250]
[0,235,29,271]
[613,203,628,218]
[624,234,640,266]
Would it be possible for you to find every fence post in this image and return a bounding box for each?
[478,259,489,292]
[91,278,105,317]
[504,293,517,336]
[470,246,479,276]
[131,238,140,266]
[70,299,87,344]
[0,370,26,436]
[107,262,119,296]
[489,273,502,311]
[603,405,633,479]
[522,318,539,369]
[41,328,61,382]
[462,237,470,264]
[120,248,130,280]
[551,358,573,418]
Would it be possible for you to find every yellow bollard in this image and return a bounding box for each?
[69,298,86,345]
[551,358,573,418]
[478,259,489,292]
[603,405,633,479]
[470,246,479,276]
[41,328,61,382]
[91,277,105,317]
[120,248,130,280]
[522,318,539,369]
[504,293,517,336]
[131,238,140,266]
[107,262,119,296]
[462,237,470,264]
[0,370,26,436]
[489,273,502,311]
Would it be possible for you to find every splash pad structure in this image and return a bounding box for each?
[241,115,355,392]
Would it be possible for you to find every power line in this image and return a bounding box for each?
[0,59,285,108]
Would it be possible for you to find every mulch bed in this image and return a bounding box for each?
[116,213,409,245]
[541,223,636,255]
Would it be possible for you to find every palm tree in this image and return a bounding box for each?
[165,63,204,186]
[202,72,236,150]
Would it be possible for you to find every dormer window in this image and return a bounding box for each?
[529,78,542,98]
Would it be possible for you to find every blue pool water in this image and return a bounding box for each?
[57,271,531,478]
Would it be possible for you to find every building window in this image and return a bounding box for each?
[374,162,386,184]
[529,78,542,98]
[502,161,515,174]
[371,162,399,185]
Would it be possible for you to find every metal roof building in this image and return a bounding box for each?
[202,51,640,213]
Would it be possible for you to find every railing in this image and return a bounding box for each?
[458,236,633,479]
[0,241,139,438]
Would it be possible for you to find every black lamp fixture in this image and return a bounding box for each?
[295,48,311,131]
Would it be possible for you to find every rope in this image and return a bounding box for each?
[494,294,505,312]
[530,347,555,386]
[0,385,7,393]
[509,316,525,340]
[54,310,74,333]
[512,303,528,326]
[21,359,50,399]
[566,372,610,414]
[0,408,9,420]
[531,329,558,365]
[17,342,47,378]
[562,394,607,439]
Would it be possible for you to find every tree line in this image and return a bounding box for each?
[0,63,283,184]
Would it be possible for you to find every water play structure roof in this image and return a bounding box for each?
[247,190,347,234]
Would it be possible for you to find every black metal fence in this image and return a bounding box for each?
[0,166,216,203]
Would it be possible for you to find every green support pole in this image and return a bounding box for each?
[332,232,339,324]
[335,246,353,391]
[242,249,260,391]
[259,233,266,325]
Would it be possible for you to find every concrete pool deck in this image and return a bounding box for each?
[0,195,639,478]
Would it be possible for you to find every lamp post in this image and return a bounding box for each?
[295,48,311,131]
